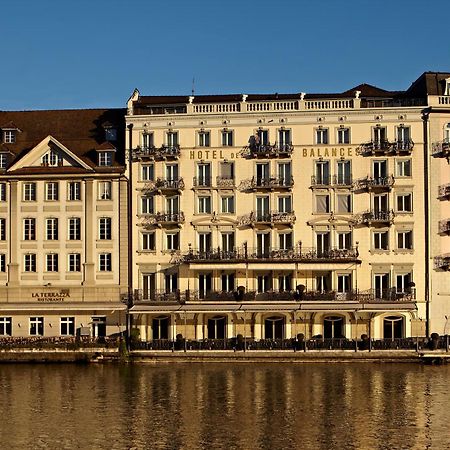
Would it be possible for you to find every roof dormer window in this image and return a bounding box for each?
[98,151,113,166]
[3,130,15,144]
[0,153,7,169]
[444,78,450,96]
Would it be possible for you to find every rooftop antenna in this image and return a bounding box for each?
[191,77,195,96]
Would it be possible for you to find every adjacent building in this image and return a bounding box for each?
[125,72,449,342]
[0,109,128,337]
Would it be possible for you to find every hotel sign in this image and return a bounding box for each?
[32,290,70,302]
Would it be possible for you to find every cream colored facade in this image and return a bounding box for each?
[0,110,128,337]
[125,74,450,342]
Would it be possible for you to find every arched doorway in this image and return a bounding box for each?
[324,316,345,338]
[207,316,226,339]
[152,316,169,339]
[383,316,404,340]
[264,316,284,339]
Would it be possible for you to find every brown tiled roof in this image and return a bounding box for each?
[1,121,20,130]
[406,72,450,97]
[0,108,126,171]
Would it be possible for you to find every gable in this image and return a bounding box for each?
[7,135,93,172]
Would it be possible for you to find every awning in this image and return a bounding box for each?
[0,302,127,312]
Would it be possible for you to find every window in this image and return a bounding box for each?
[396,159,411,177]
[337,127,350,144]
[0,317,12,336]
[98,151,113,166]
[99,217,112,240]
[46,253,58,272]
[23,182,36,201]
[142,232,156,251]
[397,126,411,144]
[45,182,59,201]
[68,182,81,201]
[68,218,81,240]
[337,232,352,250]
[278,232,293,250]
[99,253,112,272]
[316,194,330,213]
[198,232,212,253]
[221,232,235,252]
[373,126,387,144]
[68,253,81,272]
[105,128,117,141]
[141,164,154,181]
[60,317,75,336]
[336,194,352,213]
[0,254,5,272]
[316,128,328,144]
[0,218,5,240]
[373,231,389,250]
[23,218,36,240]
[24,254,36,272]
[397,230,413,250]
[0,183,5,201]
[198,195,212,214]
[336,160,351,185]
[166,196,179,214]
[396,273,412,294]
[166,131,179,147]
[315,161,330,185]
[198,131,210,147]
[219,161,234,184]
[3,130,15,144]
[396,193,412,212]
[256,196,270,220]
[166,232,179,251]
[45,218,58,240]
[29,317,44,336]
[0,153,7,169]
[221,195,235,214]
[42,150,62,167]
[373,160,387,179]
[142,132,154,149]
[98,181,112,200]
[141,196,154,214]
[197,163,211,187]
[337,274,351,293]
[278,195,292,213]
[257,129,269,145]
[222,130,233,146]
[165,273,178,292]
[278,129,291,147]
[316,232,330,255]
[278,162,292,186]
[256,162,270,186]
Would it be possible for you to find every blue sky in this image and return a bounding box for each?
[1,0,449,110]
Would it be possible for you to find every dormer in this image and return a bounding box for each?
[96,142,116,167]
[1,121,20,144]
[102,122,117,142]
[0,151,9,170]
[444,77,450,96]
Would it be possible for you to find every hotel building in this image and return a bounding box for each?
[126,72,450,342]
[0,109,128,337]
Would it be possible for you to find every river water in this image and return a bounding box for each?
[0,363,449,449]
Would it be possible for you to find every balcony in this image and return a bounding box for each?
[183,246,360,264]
[434,255,450,271]
[310,175,331,188]
[237,211,296,227]
[240,143,294,159]
[332,175,353,187]
[139,212,185,228]
[193,176,212,189]
[432,140,450,159]
[357,140,414,156]
[354,210,395,226]
[299,288,415,303]
[140,178,185,194]
[352,175,394,192]
[438,219,450,235]
[132,145,181,160]
[134,289,185,304]
[239,176,294,191]
[438,183,450,200]
[216,176,235,189]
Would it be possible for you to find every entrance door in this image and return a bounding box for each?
[92,316,106,338]
[323,316,344,338]
[264,316,284,339]
[153,316,169,339]
[207,316,226,339]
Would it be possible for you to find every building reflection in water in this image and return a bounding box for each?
[0,364,449,449]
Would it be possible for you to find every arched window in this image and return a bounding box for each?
[264,316,284,339]
[42,150,62,167]
[207,316,226,339]
[324,316,345,339]
[152,316,169,340]
[383,316,404,340]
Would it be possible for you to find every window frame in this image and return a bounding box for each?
[373,231,389,251]
[45,218,59,240]
[67,181,81,201]
[337,127,350,144]
[98,217,112,240]
[98,181,112,200]
[68,253,81,272]
[45,253,59,272]
[60,317,75,336]
[29,317,44,336]
[24,253,37,272]
[396,193,413,213]
[99,253,112,272]
[98,151,113,166]
[23,182,37,202]
[23,218,36,241]
[0,317,12,336]
[141,232,156,251]
[0,183,5,201]
[45,181,59,201]
[68,217,81,241]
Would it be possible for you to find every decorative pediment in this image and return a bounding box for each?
[307,213,355,227]
[8,135,93,171]
[191,213,237,228]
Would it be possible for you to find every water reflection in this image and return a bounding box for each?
[0,363,449,449]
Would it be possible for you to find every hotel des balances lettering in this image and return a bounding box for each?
[126,71,450,344]
[0,109,128,338]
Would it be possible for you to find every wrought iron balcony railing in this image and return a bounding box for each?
[133,145,181,160]
[239,176,294,191]
[240,143,294,158]
[139,212,185,228]
[310,175,331,187]
[352,175,394,191]
[193,176,212,188]
[353,210,395,225]
[216,176,235,189]
[140,178,185,194]
[134,289,185,303]
[357,140,414,156]
[438,183,450,200]
[183,246,359,263]
[333,175,353,187]
[438,219,450,235]
[434,255,450,270]
[237,211,296,227]
[298,288,415,303]
[432,140,450,159]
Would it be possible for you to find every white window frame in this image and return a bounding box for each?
[98,151,113,166]
[166,232,179,251]
[45,182,59,201]
[315,128,329,145]
[337,127,350,144]
[0,183,5,201]
[24,254,36,272]
[23,182,36,201]
[98,217,112,240]
[98,181,112,200]
[0,153,7,169]
[198,130,210,147]
[221,130,233,147]
[141,232,156,251]
[60,317,75,336]
[45,253,58,272]
[141,196,154,215]
[45,218,58,240]
[397,230,413,250]
[3,130,15,144]
[29,317,44,336]
[68,253,81,272]
[99,253,112,272]
[221,195,235,214]
[396,193,413,213]
[198,195,212,214]
[373,231,389,250]
[67,181,81,201]
[23,218,36,241]
[141,164,154,181]
[0,317,12,336]
[68,217,81,240]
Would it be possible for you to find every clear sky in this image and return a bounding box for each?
[1,0,449,110]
